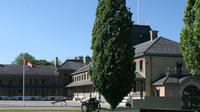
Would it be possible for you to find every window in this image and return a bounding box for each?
[29,78,32,85]
[156,88,160,96]
[34,90,37,96]
[87,74,89,80]
[42,79,45,84]
[84,74,86,80]
[136,81,140,91]
[19,89,22,94]
[19,79,22,85]
[29,91,32,96]
[140,60,143,71]
[0,80,2,84]
[79,76,81,81]
[42,90,45,97]
[34,79,38,84]
[134,62,136,70]
[9,80,12,84]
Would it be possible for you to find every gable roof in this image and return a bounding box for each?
[66,80,92,88]
[135,71,145,79]
[152,75,200,86]
[134,37,182,58]
[71,63,92,75]
[57,60,84,71]
[0,64,58,76]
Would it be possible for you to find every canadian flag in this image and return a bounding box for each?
[24,60,35,68]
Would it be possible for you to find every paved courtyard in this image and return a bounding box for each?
[0,100,122,110]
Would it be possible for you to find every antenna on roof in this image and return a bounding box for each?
[137,0,140,24]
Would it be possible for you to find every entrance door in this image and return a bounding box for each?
[182,86,200,109]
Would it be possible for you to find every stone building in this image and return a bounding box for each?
[131,35,200,109]
[65,30,200,108]
[65,24,154,102]
[132,35,200,99]
[0,59,84,100]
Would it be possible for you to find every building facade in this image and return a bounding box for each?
[0,59,84,100]
[65,31,200,108]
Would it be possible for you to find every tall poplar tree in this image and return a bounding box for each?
[180,0,200,75]
[90,0,135,109]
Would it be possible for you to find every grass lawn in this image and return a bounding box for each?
[0,110,109,112]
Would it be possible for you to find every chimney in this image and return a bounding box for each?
[85,56,91,65]
[55,57,58,67]
[149,30,158,41]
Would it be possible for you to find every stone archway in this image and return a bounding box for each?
[179,77,200,97]
[182,85,200,109]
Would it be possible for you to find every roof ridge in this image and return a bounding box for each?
[163,75,169,84]
[56,60,68,71]
[143,37,161,54]
[159,36,179,43]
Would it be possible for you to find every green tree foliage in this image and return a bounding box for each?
[75,56,84,62]
[12,53,36,64]
[90,0,135,109]
[13,53,54,66]
[180,0,200,75]
[51,59,62,66]
[35,60,53,65]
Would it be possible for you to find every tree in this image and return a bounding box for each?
[90,0,135,109]
[180,0,200,75]
[13,53,54,66]
[75,56,84,62]
[35,60,53,66]
[12,53,36,64]
[51,59,62,66]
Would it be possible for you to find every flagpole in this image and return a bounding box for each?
[23,59,25,106]
[137,0,140,24]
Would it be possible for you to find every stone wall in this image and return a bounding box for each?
[131,96,182,110]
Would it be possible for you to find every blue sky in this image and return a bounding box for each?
[0,0,187,64]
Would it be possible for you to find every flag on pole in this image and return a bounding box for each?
[24,60,35,68]
[23,59,35,105]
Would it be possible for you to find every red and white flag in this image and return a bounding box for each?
[24,60,35,68]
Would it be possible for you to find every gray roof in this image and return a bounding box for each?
[71,63,92,75]
[0,64,58,76]
[66,80,92,88]
[134,37,182,57]
[57,60,84,71]
[135,72,145,79]
[152,75,200,86]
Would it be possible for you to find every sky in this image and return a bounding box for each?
[0,0,187,64]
